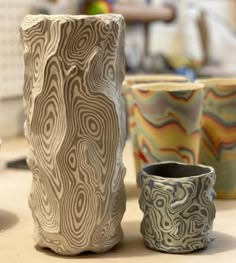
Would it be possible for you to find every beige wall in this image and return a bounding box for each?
[0,97,24,139]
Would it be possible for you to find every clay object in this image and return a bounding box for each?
[138,161,216,253]
[122,75,187,174]
[131,82,205,173]
[20,14,126,255]
[198,78,236,199]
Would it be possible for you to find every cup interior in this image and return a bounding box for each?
[143,162,212,179]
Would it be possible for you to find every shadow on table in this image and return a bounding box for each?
[34,220,156,259]
[193,231,236,256]
[35,221,236,259]
[125,183,141,200]
[215,200,236,211]
[0,209,18,232]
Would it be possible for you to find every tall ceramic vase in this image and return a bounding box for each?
[132,82,205,174]
[21,14,126,255]
[122,75,187,174]
[198,78,236,199]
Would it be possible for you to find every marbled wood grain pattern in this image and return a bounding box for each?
[199,79,236,199]
[138,162,216,253]
[132,83,204,173]
[21,14,126,255]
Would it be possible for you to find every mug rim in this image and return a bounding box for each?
[196,78,236,87]
[132,82,205,92]
[140,161,215,180]
[124,74,187,84]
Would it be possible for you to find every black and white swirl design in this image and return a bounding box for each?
[138,162,216,253]
[21,14,126,255]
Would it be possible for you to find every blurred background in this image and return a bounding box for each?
[0,0,236,139]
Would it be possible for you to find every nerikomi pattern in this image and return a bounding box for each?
[122,75,186,174]
[138,162,216,253]
[21,14,126,255]
[199,78,236,199]
[132,83,205,174]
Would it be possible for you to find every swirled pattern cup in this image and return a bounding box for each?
[132,82,205,174]
[138,161,216,253]
[122,75,187,174]
[198,78,236,199]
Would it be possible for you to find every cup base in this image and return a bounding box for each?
[143,236,214,254]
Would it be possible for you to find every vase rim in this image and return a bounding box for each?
[23,14,123,20]
[21,14,124,31]
[196,78,236,87]
[132,82,204,92]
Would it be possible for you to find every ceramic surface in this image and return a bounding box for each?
[131,82,205,174]
[122,75,187,174]
[21,14,126,255]
[198,78,236,199]
[138,161,216,253]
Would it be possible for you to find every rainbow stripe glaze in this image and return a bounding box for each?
[132,84,204,174]
[199,79,236,199]
[122,75,187,173]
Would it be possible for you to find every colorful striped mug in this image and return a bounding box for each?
[197,78,236,199]
[131,82,205,174]
[122,75,187,174]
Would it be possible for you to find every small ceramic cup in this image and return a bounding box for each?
[138,161,216,253]
[122,75,187,175]
[131,82,205,174]
[122,74,187,135]
[197,78,236,199]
